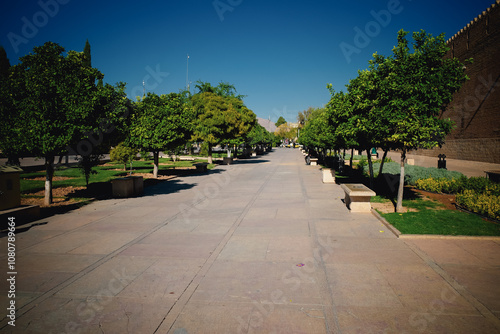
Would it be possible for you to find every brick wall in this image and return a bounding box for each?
[412,1,500,163]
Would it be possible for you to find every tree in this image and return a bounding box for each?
[191,92,256,163]
[275,116,287,128]
[129,92,192,178]
[373,30,469,212]
[0,46,22,166]
[83,39,91,67]
[298,107,335,160]
[9,42,106,205]
[297,107,315,128]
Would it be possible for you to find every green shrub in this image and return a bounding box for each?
[456,190,500,221]
[365,162,464,185]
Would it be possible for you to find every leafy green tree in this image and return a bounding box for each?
[275,116,287,128]
[0,45,22,166]
[298,107,335,159]
[9,42,106,205]
[373,30,469,212]
[129,92,192,178]
[191,92,256,163]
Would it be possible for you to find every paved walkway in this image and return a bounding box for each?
[1,148,500,333]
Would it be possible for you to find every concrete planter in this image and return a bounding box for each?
[322,168,335,184]
[112,176,143,198]
[223,157,233,165]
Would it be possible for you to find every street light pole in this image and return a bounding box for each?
[186,54,190,93]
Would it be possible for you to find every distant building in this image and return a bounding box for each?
[257,117,277,133]
[411,0,500,163]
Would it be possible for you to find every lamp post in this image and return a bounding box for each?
[186,54,190,93]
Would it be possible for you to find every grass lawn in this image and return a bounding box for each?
[20,158,215,197]
[374,196,500,236]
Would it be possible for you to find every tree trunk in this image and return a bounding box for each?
[350,148,354,168]
[44,156,55,206]
[227,147,231,158]
[366,149,374,189]
[153,151,159,178]
[208,144,213,164]
[377,148,390,180]
[396,149,406,213]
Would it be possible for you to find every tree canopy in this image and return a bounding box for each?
[129,92,193,177]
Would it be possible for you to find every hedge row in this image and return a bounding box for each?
[456,190,500,221]
[413,176,500,221]
[414,176,500,195]
[362,161,464,185]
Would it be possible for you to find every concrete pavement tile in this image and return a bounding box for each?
[336,306,499,334]
[378,264,476,313]
[84,297,175,334]
[21,231,100,254]
[28,213,105,231]
[76,219,161,233]
[168,301,256,334]
[217,235,270,261]
[441,264,500,314]
[10,296,173,334]
[314,220,357,237]
[326,263,403,308]
[16,253,102,273]
[13,229,67,251]
[13,270,75,294]
[56,256,155,297]
[119,258,203,301]
[405,239,489,266]
[170,301,326,334]
[450,239,500,266]
[237,218,310,236]
[323,247,424,265]
[244,207,278,220]
[275,207,310,220]
[265,236,314,262]
[68,232,139,255]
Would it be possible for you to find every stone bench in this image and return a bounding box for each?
[340,183,376,212]
[322,168,335,183]
[194,162,209,172]
[310,158,318,166]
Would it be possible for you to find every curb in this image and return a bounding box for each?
[370,208,500,240]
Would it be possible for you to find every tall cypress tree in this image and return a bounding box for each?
[83,39,91,67]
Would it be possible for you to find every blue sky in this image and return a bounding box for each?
[0,0,496,123]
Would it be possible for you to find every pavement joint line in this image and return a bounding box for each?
[404,240,500,331]
[154,160,282,333]
[298,155,342,334]
[0,171,232,330]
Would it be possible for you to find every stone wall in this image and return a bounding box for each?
[412,1,500,163]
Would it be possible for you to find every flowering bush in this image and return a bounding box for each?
[456,189,500,221]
